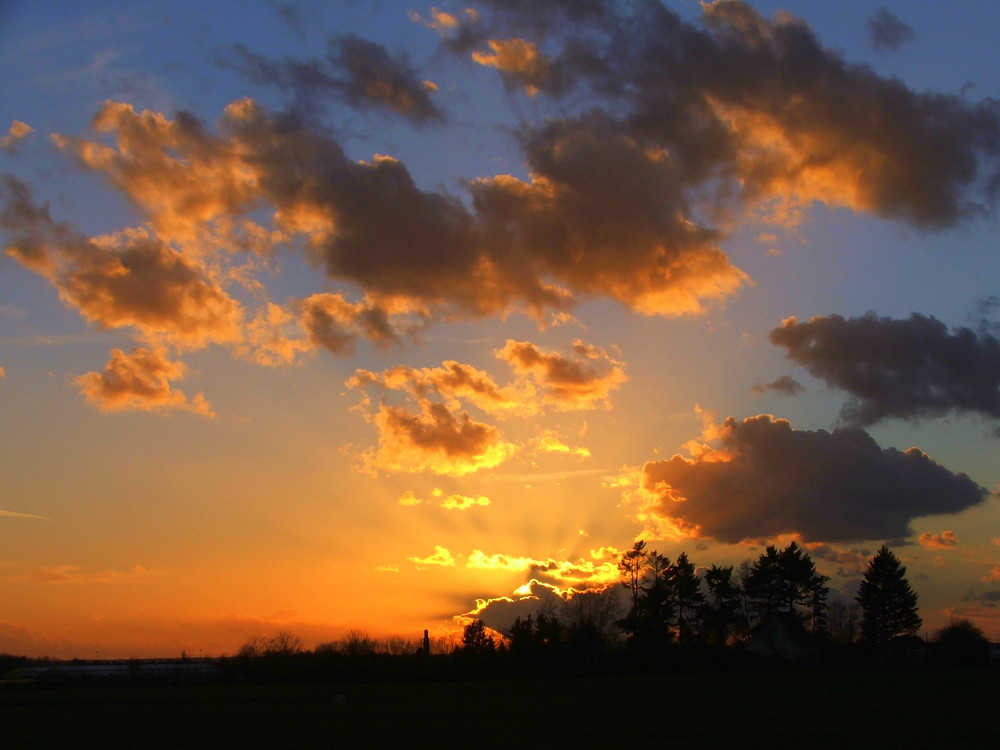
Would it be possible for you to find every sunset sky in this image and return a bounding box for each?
[3,0,1000,659]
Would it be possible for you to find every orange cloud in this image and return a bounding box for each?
[75,347,214,417]
[919,530,959,550]
[441,493,490,510]
[358,400,516,476]
[397,489,490,510]
[349,360,530,417]
[1,181,242,348]
[1,120,33,151]
[407,545,456,568]
[465,549,620,586]
[528,431,591,458]
[472,38,550,95]
[497,339,626,410]
[9,563,157,585]
[46,98,751,322]
[983,566,1000,583]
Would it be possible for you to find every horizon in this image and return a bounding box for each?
[2,0,1000,660]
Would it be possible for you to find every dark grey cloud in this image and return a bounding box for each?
[867,8,914,52]
[265,0,304,35]
[642,414,988,544]
[225,35,444,124]
[964,590,1000,607]
[442,0,1000,229]
[770,313,1000,430]
[751,374,804,396]
[969,295,1000,336]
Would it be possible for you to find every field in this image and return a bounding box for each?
[3,670,998,748]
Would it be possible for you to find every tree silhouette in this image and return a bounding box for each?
[934,619,990,668]
[702,564,742,646]
[744,542,829,632]
[461,619,496,655]
[667,552,704,644]
[857,545,921,649]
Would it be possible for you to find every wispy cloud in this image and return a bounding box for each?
[0,509,50,521]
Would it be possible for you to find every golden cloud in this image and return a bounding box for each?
[75,347,214,417]
[918,530,959,550]
[407,545,456,568]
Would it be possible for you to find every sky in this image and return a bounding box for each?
[2,0,1000,659]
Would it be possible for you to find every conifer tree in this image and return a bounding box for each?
[857,545,922,647]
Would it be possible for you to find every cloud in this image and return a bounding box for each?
[466,549,620,588]
[444,0,1000,230]
[1,120,33,152]
[751,374,804,396]
[983,566,1000,583]
[441,493,490,510]
[470,115,749,316]
[357,400,516,476]
[965,591,1000,608]
[497,339,626,410]
[867,8,914,52]
[44,97,751,321]
[0,509,50,520]
[1,177,242,348]
[770,313,1000,430]
[640,414,988,544]
[462,579,624,635]
[347,338,620,475]
[407,545,456,568]
[349,360,530,417]
[397,489,490,510]
[75,347,215,417]
[471,38,551,95]
[528,430,591,459]
[226,35,445,124]
[7,563,157,585]
[919,530,959,550]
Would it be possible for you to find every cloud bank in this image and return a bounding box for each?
[770,313,1000,430]
[641,414,988,543]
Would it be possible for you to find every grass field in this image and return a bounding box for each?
[3,670,998,748]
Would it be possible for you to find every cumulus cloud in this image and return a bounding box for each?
[75,347,215,417]
[751,374,804,396]
[445,0,1000,230]
[867,8,914,52]
[357,399,516,476]
[1,176,242,348]
[640,414,988,544]
[471,38,551,95]
[918,530,959,550]
[497,339,626,410]
[463,579,624,635]
[1,120,33,152]
[40,96,752,322]
[770,313,1000,430]
[226,35,444,124]
[347,338,621,475]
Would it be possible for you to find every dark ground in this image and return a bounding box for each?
[3,669,998,748]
